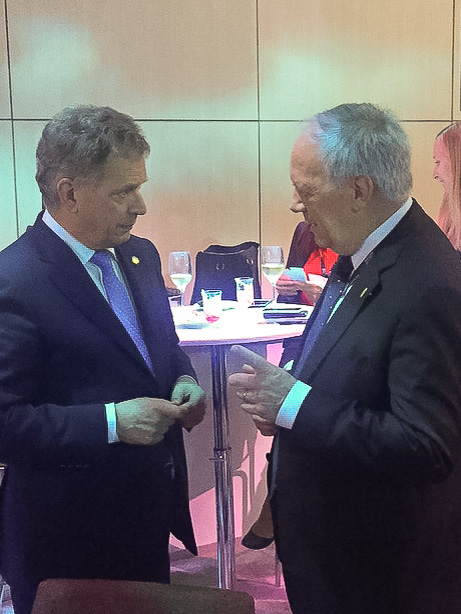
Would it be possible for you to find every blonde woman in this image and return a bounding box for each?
[433,122,461,252]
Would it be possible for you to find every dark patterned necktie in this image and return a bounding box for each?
[293,255,353,376]
[90,250,153,371]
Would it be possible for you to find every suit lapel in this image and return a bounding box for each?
[296,204,415,381]
[29,217,152,374]
[297,263,380,380]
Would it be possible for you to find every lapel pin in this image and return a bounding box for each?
[131,256,140,265]
[360,287,368,298]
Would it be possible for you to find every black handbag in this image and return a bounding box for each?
[191,242,261,304]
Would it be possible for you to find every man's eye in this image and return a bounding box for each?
[115,189,132,198]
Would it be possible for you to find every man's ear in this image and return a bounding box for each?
[56,177,78,212]
[350,176,374,213]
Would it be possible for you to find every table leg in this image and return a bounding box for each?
[210,345,235,589]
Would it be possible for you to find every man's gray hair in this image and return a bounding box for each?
[36,105,150,208]
[309,103,412,203]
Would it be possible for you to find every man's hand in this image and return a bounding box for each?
[276,275,323,303]
[228,345,296,428]
[115,397,184,445]
[171,376,207,429]
[251,414,279,437]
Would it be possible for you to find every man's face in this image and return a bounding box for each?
[433,137,451,189]
[72,154,147,249]
[289,133,355,254]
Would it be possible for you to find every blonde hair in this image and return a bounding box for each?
[436,121,461,250]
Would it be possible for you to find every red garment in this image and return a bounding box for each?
[301,248,338,305]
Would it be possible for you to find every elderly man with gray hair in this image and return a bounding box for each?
[230,103,461,614]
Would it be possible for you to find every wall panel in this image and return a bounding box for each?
[8,0,257,120]
[259,0,453,121]
[454,0,460,120]
[260,121,301,259]
[0,121,17,250]
[12,121,44,234]
[135,120,260,289]
[0,1,9,118]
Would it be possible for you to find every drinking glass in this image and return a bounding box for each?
[169,251,192,306]
[201,290,222,323]
[234,277,254,307]
[261,246,285,303]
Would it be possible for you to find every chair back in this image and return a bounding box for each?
[32,579,255,614]
[191,241,261,304]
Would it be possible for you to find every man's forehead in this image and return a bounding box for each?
[290,134,324,178]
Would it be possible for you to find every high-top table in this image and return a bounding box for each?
[173,303,308,589]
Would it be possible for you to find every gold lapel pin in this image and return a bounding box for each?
[360,287,368,298]
[131,256,140,265]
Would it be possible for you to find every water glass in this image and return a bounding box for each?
[234,277,254,307]
[201,289,222,323]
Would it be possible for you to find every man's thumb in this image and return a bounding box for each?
[229,345,269,371]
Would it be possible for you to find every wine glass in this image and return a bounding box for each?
[261,246,285,304]
[169,251,192,306]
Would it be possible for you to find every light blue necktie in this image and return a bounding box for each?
[90,250,153,371]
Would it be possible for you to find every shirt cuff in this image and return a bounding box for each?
[276,380,311,429]
[174,375,198,385]
[105,402,119,443]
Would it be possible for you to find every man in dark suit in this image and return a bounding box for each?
[229,103,461,614]
[0,106,206,614]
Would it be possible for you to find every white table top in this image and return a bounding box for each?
[174,302,310,346]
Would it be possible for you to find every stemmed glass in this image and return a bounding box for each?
[261,245,285,304]
[169,251,192,306]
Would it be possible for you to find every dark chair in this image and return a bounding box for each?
[190,242,261,304]
[31,579,255,614]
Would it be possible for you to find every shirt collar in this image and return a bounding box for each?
[351,197,413,270]
[42,209,115,264]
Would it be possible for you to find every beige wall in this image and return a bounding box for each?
[1,0,458,258]
[1,0,459,545]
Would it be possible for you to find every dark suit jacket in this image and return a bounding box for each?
[0,213,197,588]
[274,201,461,614]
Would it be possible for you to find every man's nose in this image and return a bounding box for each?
[131,192,147,215]
[290,189,305,213]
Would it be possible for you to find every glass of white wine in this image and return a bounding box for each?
[261,245,285,304]
[169,251,192,306]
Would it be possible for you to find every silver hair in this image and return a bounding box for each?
[308,103,412,203]
[36,105,150,208]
